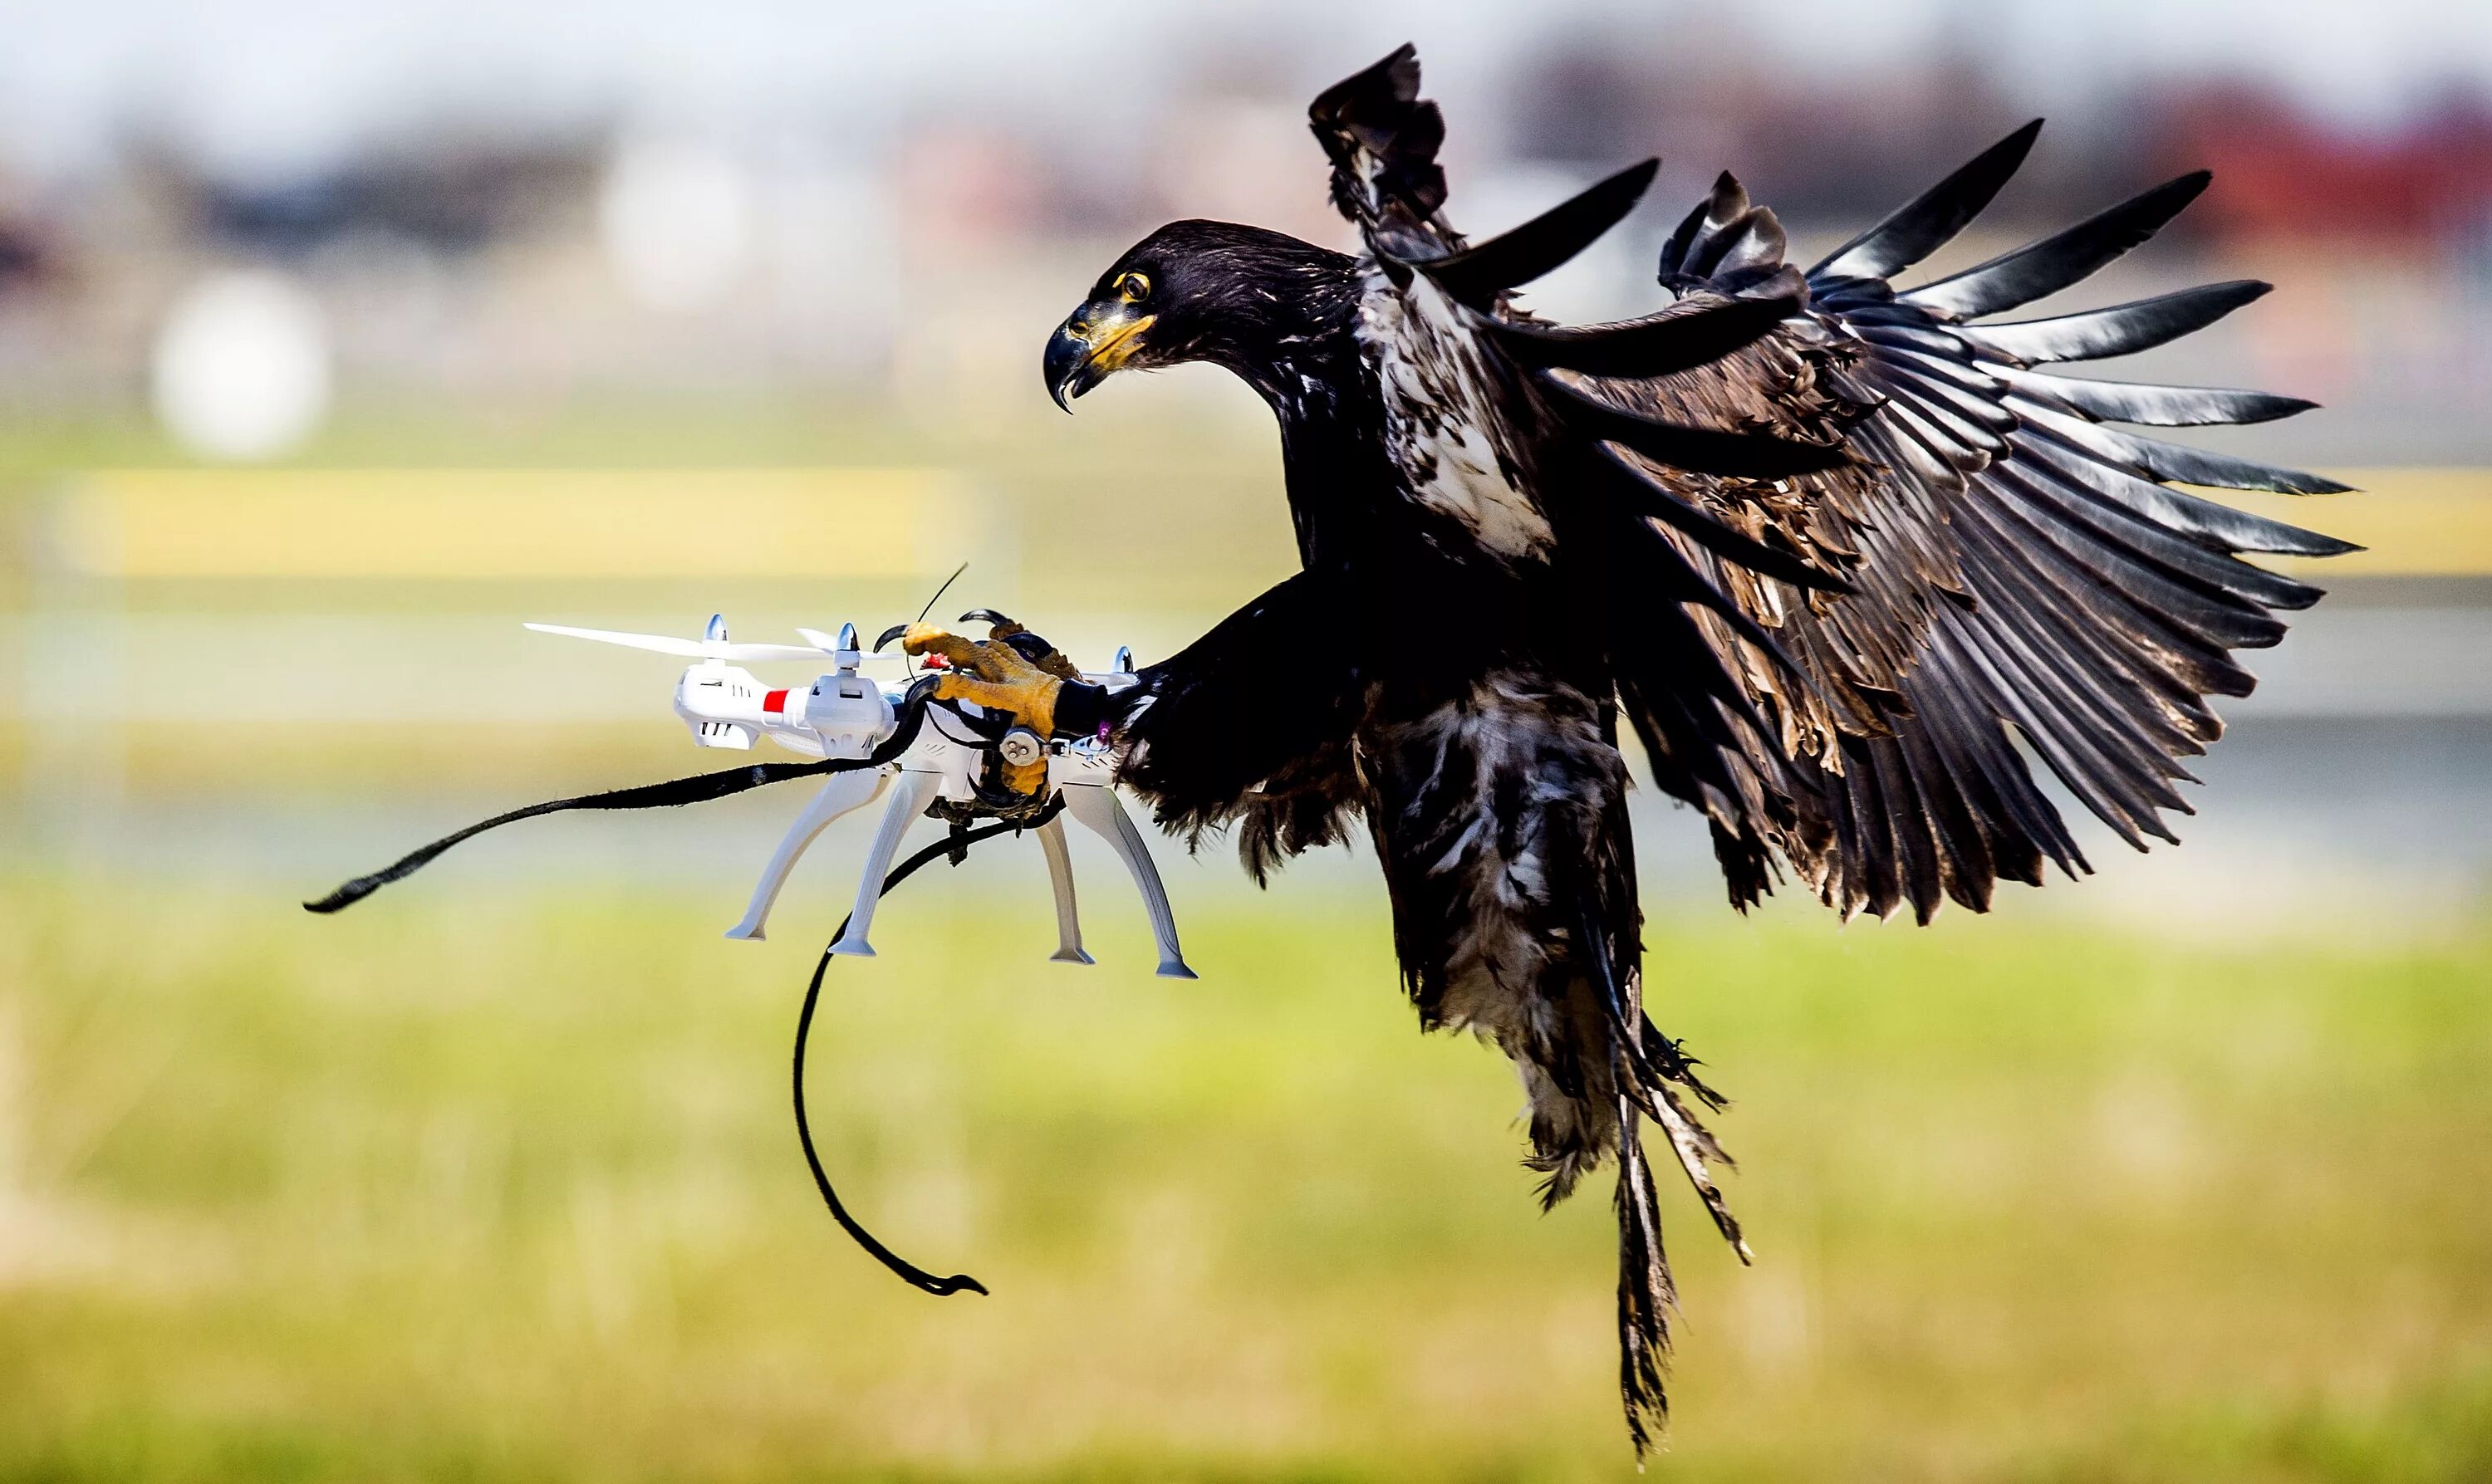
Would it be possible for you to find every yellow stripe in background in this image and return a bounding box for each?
[2215,468,2492,577]
[56,468,963,579]
[47,464,2491,580]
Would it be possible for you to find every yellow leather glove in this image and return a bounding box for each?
[902,621,1061,795]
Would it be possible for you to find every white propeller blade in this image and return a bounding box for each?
[525,623,825,664]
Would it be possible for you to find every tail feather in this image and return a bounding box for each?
[1557,906,1749,1456]
[1648,1079,1752,1261]
[1615,1095,1674,1459]
[1523,1014,1743,1459]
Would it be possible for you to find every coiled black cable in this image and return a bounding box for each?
[306,672,1044,1296]
[791,794,1065,1296]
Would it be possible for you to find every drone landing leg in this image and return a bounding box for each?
[725,766,890,942]
[1035,814,1092,964]
[830,769,940,958]
[1060,783,1195,980]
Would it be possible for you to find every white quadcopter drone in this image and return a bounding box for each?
[519,612,1194,977]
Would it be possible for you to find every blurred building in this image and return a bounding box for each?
[0,20,2484,458]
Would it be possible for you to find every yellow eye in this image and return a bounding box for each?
[1115,272,1150,303]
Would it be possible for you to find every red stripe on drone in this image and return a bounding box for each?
[763,689,790,714]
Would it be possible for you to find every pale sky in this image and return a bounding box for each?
[3,0,2485,179]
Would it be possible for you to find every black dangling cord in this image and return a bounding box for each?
[791,794,1064,1297]
[303,654,1056,1300]
[304,681,936,914]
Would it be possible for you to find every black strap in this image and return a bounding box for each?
[303,671,1032,1298]
[304,681,935,914]
[792,794,1066,1297]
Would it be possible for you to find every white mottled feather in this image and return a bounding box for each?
[1356,268,1555,561]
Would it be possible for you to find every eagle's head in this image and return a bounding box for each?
[1045,219,1360,410]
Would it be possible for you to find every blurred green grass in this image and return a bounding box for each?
[3,399,2489,1477]
[2,874,2487,1482]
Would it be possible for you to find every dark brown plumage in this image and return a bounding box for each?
[1039,43,2354,1456]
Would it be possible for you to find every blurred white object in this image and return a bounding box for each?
[600,137,755,311]
[150,272,333,461]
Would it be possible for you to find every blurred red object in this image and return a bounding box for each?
[2164,85,2492,243]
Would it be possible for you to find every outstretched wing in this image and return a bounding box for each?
[1111,571,1368,881]
[1311,48,2357,925]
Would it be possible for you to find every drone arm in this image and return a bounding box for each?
[724,767,890,942]
[1059,782,1195,980]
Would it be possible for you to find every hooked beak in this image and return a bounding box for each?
[1045,305,1155,412]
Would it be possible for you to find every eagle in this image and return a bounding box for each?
[912,45,2355,1452]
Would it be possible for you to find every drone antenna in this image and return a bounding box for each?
[915,561,969,629]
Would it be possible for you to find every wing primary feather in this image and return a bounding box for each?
[1983,464,2289,663]
[1964,281,2272,365]
[1997,368,2316,427]
[1950,510,2216,774]
[1672,175,1755,280]
[2008,397,2356,494]
[1882,396,1994,475]
[1541,373,1852,479]
[1871,738,1947,923]
[1859,321,1979,359]
[1307,44,1449,225]
[1403,159,1659,307]
[1900,172,2211,321]
[1913,624,2091,877]
[1876,345,2008,397]
[1480,294,1798,378]
[1897,673,2050,899]
[1887,720,1997,913]
[1996,456,2323,619]
[1929,563,2184,825]
[1887,365,2018,439]
[1658,196,1711,278]
[1810,120,2044,283]
[1837,733,1906,918]
[1941,608,2170,847]
[2014,428,2357,557]
[1960,479,2249,728]
[1969,594,2200,823]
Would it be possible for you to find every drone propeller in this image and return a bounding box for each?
[526,614,826,664]
[796,627,907,663]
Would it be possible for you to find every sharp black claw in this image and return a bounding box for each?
[959,608,1014,628]
[874,623,910,652]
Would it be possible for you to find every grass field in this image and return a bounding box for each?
[2,871,2486,1482]
[2,404,2487,1478]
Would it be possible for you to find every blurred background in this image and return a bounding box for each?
[1,2,2488,1480]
